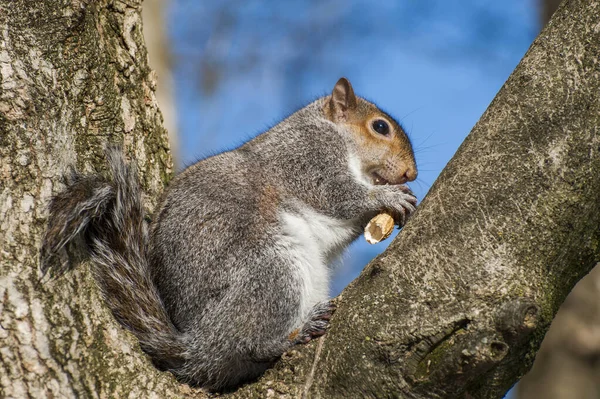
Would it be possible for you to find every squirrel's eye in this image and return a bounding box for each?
[372,119,390,135]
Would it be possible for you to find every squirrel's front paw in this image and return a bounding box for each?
[293,301,336,344]
[374,184,417,227]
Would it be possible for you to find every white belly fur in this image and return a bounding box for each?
[279,205,358,324]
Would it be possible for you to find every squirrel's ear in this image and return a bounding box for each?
[328,77,357,121]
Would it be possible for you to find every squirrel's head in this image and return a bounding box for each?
[324,77,417,186]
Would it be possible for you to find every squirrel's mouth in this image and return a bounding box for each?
[371,171,408,186]
[371,172,392,185]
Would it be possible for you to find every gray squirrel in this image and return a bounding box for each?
[40,78,418,391]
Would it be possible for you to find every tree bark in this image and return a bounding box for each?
[518,263,600,398]
[1,1,599,399]
[0,0,177,397]
[516,1,600,397]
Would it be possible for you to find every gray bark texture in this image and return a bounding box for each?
[0,0,176,397]
[0,1,599,399]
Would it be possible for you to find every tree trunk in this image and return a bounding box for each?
[0,0,177,397]
[1,1,599,399]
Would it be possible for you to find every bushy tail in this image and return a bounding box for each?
[41,146,185,370]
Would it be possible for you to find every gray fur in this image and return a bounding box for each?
[41,88,417,391]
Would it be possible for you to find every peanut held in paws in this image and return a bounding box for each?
[364,213,395,244]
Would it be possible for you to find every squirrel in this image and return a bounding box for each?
[40,77,418,391]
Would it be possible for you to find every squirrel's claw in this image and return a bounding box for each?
[294,300,336,344]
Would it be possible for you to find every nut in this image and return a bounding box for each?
[364,213,395,244]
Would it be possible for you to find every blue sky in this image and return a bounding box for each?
[166,2,539,396]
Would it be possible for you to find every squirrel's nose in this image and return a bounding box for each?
[397,166,417,184]
[404,168,417,182]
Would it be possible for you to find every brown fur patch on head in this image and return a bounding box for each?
[324,78,417,185]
